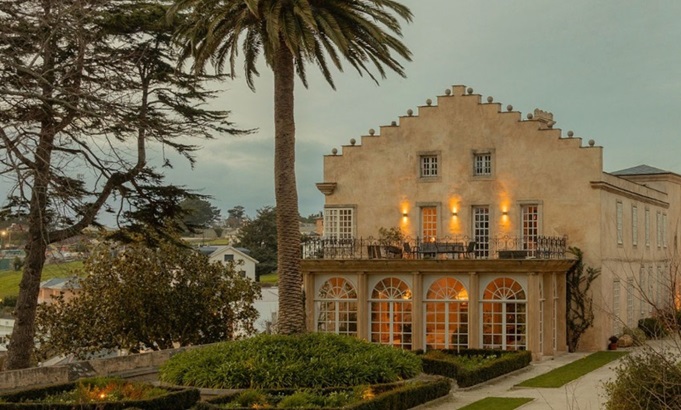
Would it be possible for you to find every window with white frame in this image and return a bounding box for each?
[521,204,539,254]
[324,208,354,239]
[632,205,638,246]
[424,278,469,350]
[316,277,358,336]
[639,265,646,317]
[616,201,623,245]
[645,209,650,246]
[473,153,492,176]
[612,280,621,335]
[662,213,667,248]
[627,279,634,329]
[482,278,527,351]
[370,277,413,350]
[420,155,438,178]
[657,211,662,248]
[421,206,438,240]
[473,206,490,258]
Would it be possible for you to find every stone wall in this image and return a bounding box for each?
[0,346,191,391]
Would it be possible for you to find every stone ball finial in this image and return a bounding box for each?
[350,138,356,146]
[426,98,432,106]
[487,96,493,103]
[369,128,375,136]
[588,139,595,147]
[506,105,513,112]
[547,121,555,129]
[466,87,473,95]
[331,148,338,155]
[445,88,451,96]
[527,113,533,120]
[407,108,413,116]
[567,130,574,137]
[391,121,397,126]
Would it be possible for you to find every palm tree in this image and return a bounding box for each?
[169,0,412,334]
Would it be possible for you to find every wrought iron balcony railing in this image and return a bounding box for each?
[301,235,568,260]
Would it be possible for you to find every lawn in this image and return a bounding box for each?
[258,272,278,285]
[459,397,533,410]
[516,351,627,388]
[0,261,83,298]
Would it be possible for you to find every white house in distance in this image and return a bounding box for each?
[199,246,259,282]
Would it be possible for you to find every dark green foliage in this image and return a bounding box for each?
[178,199,222,232]
[566,247,600,352]
[604,350,681,409]
[196,378,451,410]
[236,207,278,276]
[159,333,422,389]
[0,378,199,409]
[35,239,260,359]
[638,317,668,339]
[419,349,532,388]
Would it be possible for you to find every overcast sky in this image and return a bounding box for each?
[159,0,681,218]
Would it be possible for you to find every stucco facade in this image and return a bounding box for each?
[303,84,680,355]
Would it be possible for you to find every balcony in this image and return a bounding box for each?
[301,235,568,260]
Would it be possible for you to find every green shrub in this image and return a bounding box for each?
[604,350,681,409]
[638,317,667,339]
[159,333,422,389]
[0,377,199,410]
[419,349,531,388]
[196,378,451,410]
[620,326,647,346]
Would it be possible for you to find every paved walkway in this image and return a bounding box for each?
[420,349,627,410]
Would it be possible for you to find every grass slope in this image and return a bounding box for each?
[516,351,627,388]
[0,261,83,298]
[459,397,533,410]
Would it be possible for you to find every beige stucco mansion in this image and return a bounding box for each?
[301,85,681,359]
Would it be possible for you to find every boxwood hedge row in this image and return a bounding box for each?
[419,349,532,388]
[195,378,451,410]
[0,381,199,410]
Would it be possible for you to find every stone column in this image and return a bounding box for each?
[555,271,568,353]
[468,271,480,348]
[357,272,369,341]
[526,272,540,360]
[411,271,423,351]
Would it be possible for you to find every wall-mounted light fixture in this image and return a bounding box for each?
[452,210,458,217]
[502,210,509,216]
[402,211,409,218]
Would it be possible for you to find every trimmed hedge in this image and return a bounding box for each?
[419,349,532,388]
[0,380,199,410]
[159,333,422,389]
[195,378,451,410]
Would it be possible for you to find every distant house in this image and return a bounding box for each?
[38,277,81,305]
[199,246,259,281]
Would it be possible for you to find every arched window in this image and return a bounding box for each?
[316,277,358,336]
[370,277,412,349]
[425,278,469,350]
[481,277,527,350]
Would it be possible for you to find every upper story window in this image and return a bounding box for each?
[224,254,234,262]
[616,201,623,245]
[645,208,650,247]
[473,153,492,176]
[324,207,354,239]
[662,213,667,248]
[656,211,662,248]
[632,205,638,246]
[420,155,438,177]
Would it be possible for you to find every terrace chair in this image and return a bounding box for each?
[403,242,418,259]
[464,241,477,259]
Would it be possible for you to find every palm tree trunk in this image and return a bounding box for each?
[273,41,304,334]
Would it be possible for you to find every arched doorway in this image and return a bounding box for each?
[315,277,358,336]
[424,277,469,350]
[481,277,527,350]
[370,277,412,349]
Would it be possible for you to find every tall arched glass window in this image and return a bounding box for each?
[425,278,469,350]
[370,277,412,349]
[316,277,358,336]
[482,277,527,350]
